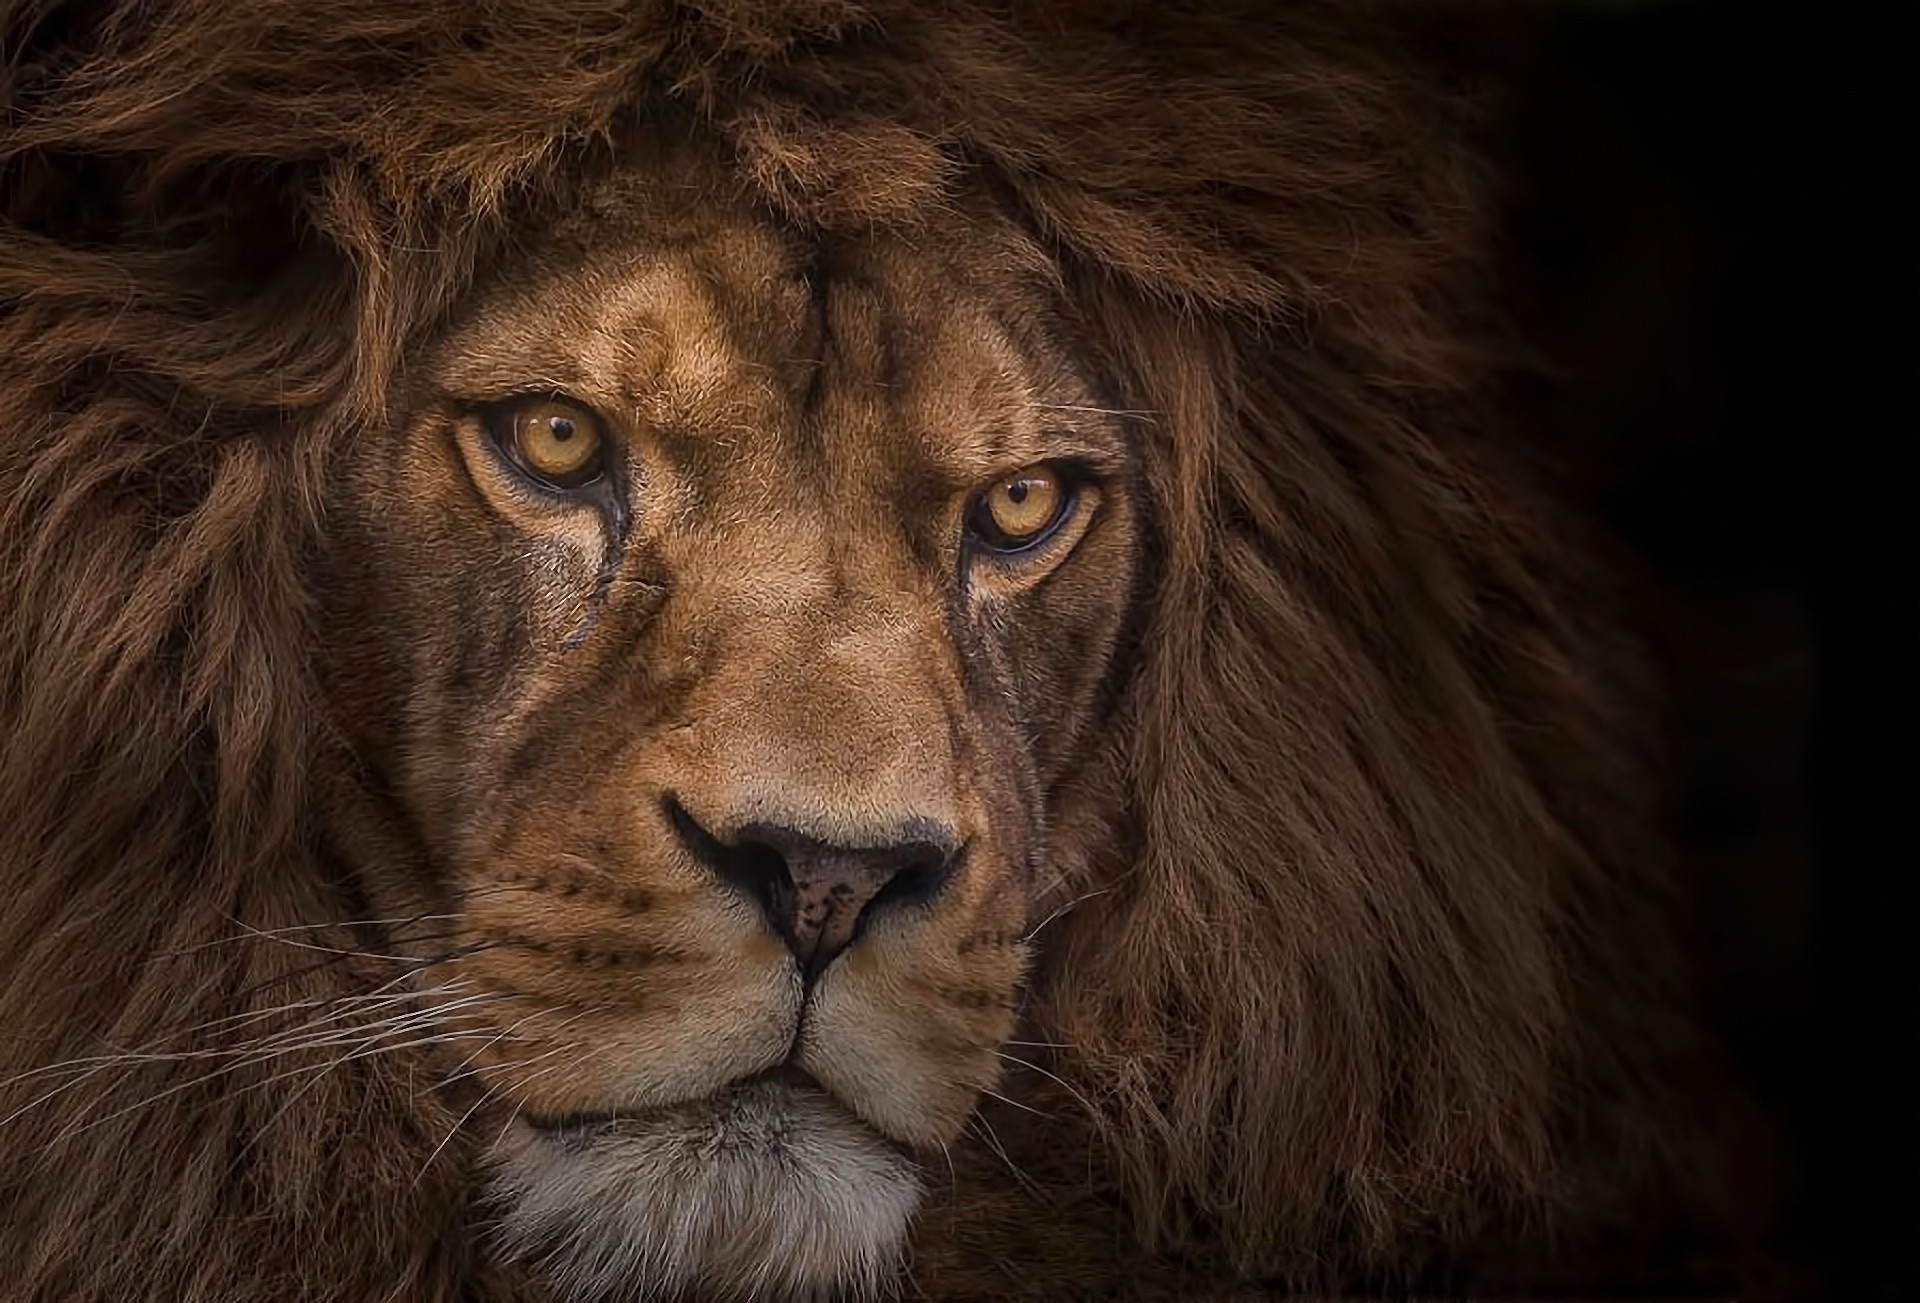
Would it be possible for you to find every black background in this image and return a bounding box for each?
[1479,2,1914,1296]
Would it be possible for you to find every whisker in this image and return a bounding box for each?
[480,1013,615,1095]
[241,990,517,1059]
[201,917,485,964]
[184,942,499,1033]
[161,909,481,957]
[937,1139,958,1200]
[974,1083,1054,1120]
[226,997,532,1178]
[467,1013,629,1162]
[427,1002,596,1094]
[487,1100,528,1156]
[162,949,389,1008]
[994,1050,1098,1117]
[408,1066,510,1189]
[14,993,517,1142]
[477,1038,618,1152]
[1020,886,1115,942]
[40,1023,516,1151]
[96,979,488,1059]
[1034,402,1158,421]
[151,879,536,964]
[964,1115,1043,1198]
[412,1080,507,1189]
[0,989,465,1089]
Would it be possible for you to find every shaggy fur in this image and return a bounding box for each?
[0,1,1742,1299]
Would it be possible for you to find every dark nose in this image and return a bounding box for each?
[667,799,956,979]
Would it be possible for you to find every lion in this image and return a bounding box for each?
[0,1,1752,1299]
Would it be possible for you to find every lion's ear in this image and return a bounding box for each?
[1033,276,1684,1281]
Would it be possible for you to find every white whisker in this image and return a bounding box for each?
[965,1114,1043,1198]
[994,1050,1098,1117]
[1020,886,1115,942]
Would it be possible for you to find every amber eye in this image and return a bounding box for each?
[969,465,1073,554]
[491,397,607,490]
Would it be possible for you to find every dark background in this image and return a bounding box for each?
[1478,1,1913,1296]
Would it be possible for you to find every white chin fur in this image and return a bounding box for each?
[489,1078,922,1301]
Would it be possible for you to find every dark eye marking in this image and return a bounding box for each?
[463,392,633,649]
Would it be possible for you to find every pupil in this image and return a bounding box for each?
[1006,481,1029,504]
[549,418,575,443]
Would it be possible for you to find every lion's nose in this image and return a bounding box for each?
[667,799,956,979]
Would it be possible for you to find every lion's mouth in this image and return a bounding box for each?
[522,1066,814,1136]
[521,1062,847,1142]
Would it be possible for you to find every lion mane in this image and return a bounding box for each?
[0,1,1732,1298]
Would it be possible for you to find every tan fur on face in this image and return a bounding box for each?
[2,4,1754,1301]
[303,161,1128,1295]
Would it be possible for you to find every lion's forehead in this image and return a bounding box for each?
[426,186,1093,513]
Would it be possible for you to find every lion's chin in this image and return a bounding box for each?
[488,1074,923,1302]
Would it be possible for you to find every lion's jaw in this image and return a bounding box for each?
[491,1075,921,1302]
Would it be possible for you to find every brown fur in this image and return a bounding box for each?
[1,2,1740,1299]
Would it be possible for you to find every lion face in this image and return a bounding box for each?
[310,160,1143,1298]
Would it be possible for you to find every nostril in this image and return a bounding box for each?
[664,796,795,937]
[859,846,952,924]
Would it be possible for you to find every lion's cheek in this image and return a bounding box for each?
[799,906,1029,1150]
[457,903,805,1119]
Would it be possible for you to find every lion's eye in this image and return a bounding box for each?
[969,465,1073,554]
[490,398,608,491]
